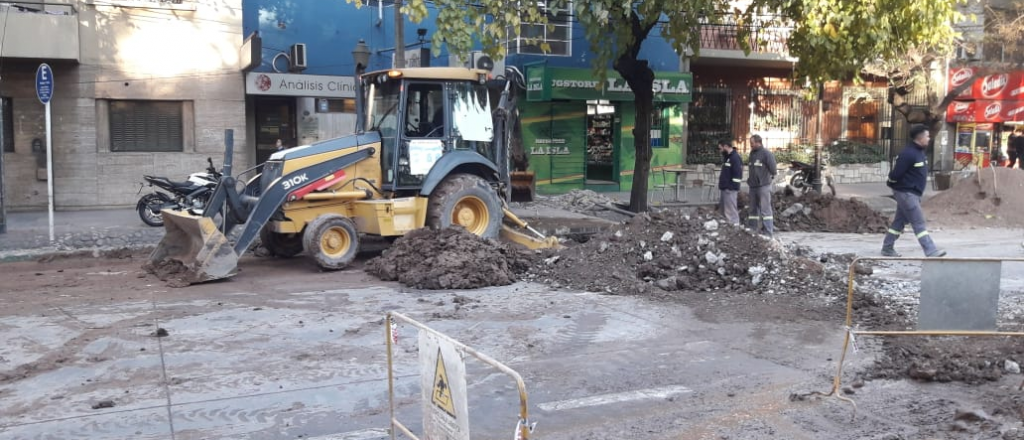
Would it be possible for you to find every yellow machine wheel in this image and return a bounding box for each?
[302,214,360,270]
[427,174,501,239]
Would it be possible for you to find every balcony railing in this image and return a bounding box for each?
[699,23,791,55]
[1,2,80,61]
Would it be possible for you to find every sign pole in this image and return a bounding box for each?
[36,63,55,243]
[45,100,53,243]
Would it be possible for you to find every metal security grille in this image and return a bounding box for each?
[109,101,183,152]
[749,89,801,148]
[687,87,732,164]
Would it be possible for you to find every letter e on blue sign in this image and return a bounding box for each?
[36,64,54,105]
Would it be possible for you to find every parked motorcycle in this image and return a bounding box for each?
[136,158,221,227]
[788,153,836,196]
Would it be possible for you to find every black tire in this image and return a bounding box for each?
[137,193,167,227]
[789,172,807,192]
[426,174,502,239]
[260,226,304,258]
[303,215,360,270]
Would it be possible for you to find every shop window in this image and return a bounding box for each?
[651,105,670,149]
[316,98,357,114]
[109,100,184,152]
[509,1,572,56]
[1,98,12,153]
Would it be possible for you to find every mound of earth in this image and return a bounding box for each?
[866,336,1024,385]
[365,227,534,289]
[924,167,1024,228]
[738,191,889,233]
[528,210,847,301]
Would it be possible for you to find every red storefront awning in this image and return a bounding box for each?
[946,68,1024,122]
[946,99,1024,123]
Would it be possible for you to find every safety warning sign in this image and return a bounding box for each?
[419,332,469,440]
[431,349,457,417]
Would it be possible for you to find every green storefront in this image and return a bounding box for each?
[522,64,692,193]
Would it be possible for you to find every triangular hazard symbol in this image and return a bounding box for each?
[431,348,457,418]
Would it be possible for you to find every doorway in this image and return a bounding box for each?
[254,97,296,164]
[586,100,615,183]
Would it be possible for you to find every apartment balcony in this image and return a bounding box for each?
[695,23,796,68]
[2,2,79,61]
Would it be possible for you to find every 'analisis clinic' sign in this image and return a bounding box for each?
[245,72,355,98]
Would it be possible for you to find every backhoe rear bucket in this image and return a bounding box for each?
[510,171,536,202]
[148,209,239,284]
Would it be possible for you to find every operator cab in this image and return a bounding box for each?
[362,68,497,192]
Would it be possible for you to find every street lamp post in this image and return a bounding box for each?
[352,39,371,134]
[812,83,824,193]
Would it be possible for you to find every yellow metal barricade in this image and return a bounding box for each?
[813,256,1024,415]
[386,311,535,440]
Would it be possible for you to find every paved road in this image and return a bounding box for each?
[1,242,1022,439]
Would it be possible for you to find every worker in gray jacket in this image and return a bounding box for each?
[746,134,777,236]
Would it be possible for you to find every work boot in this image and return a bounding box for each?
[926,249,947,258]
[881,247,901,257]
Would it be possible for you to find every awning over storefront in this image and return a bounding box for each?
[526,65,692,103]
[946,100,1024,123]
[946,68,1024,122]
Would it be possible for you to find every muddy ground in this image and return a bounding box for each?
[3,225,1024,439]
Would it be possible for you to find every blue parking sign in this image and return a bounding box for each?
[36,64,54,104]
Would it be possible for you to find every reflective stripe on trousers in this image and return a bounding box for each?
[747,185,774,236]
[882,190,938,255]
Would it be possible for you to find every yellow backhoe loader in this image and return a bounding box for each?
[150,66,555,284]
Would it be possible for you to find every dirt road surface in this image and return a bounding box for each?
[2,229,1023,439]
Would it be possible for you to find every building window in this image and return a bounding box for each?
[510,1,572,56]
[651,105,670,149]
[687,88,733,164]
[316,98,357,113]
[1,98,12,153]
[109,100,184,152]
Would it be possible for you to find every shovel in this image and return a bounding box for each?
[991,165,1002,206]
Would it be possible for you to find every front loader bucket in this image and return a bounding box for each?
[148,209,239,284]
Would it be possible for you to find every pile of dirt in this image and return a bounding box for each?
[365,227,534,290]
[737,191,890,233]
[528,210,848,301]
[866,336,1024,385]
[924,167,1024,228]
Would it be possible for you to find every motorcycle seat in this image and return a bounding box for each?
[145,175,199,191]
[791,161,813,168]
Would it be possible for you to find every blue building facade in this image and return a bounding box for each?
[241,0,688,191]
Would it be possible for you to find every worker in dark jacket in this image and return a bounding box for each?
[718,139,743,224]
[746,134,777,236]
[882,124,945,258]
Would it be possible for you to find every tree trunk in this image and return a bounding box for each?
[627,79,655,213]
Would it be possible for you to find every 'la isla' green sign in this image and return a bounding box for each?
[526,65,692,103]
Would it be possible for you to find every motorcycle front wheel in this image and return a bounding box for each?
[137,193,167,227]
[789,172,808,192]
